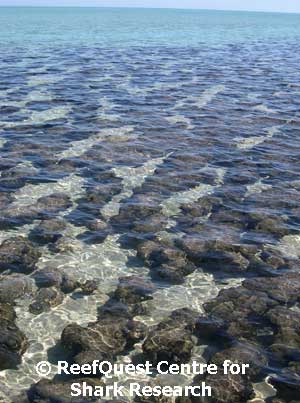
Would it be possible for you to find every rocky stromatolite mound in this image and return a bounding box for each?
[0,166,32,190]
[177,234,290,277]
[30,218,67,244]
[176,344,267,403]
[107,275,156,316]
[142,308,198,365]
[33,267,98,296]
[0,273,36,303]
[0,236,41,274]
[33,267,65,289]
[243,272,300,305]
[111,202,167,235]
[22,378,105,403]
[36,192,72,215]
[113,275,155,305]
[269,369,300,402]
[203,285,278,343]
[1,192,72,226]
[137,240,196,284]
[188,272,300,401]
[61,301,147,368]
[29,286,64,315]
[0,303,28,370]
[0,192,13,209]
[267,306,300,361]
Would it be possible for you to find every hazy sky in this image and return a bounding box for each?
[1,0,300,13]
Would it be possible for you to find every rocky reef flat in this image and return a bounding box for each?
[1,13,300,402]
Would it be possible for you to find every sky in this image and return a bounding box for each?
[1,0,300,13]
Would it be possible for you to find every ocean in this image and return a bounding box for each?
[0,7,300,402]
[1,7,300,47]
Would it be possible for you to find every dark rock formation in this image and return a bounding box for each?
[113,275,155,305]
[0,236,41,274]
[137,241,196,284]
[61,303,147,368]
[142,308,198,365]
[0,273,36,303]
[29,287,64,314]
[30,218,67,244]
[36,192,72,215]
[0,303,28,370]
[26,378,104,403]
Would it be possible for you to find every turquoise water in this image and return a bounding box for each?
[0,7,300,47]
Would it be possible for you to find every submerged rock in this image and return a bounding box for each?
[61,305,146,367]
[178,237,251,275]
[29,287,64,314]
[194,316,228,343]
[79,280,98,295]
[108,275,156,316]
[243,273,300,305]
[0,168,28,189]
[53,236,79,253]
[196,264,300,401]
[36,192,72,215]
[26,378,104,403]
[30,218,67,244]
[0,302,15,322]
[0,236,41,274]
[86,219,108,232]
[202,371,254,402]
[177,234,290,277]
[267,307,300,352]
[0,192,13,208]
[1,204,39,224]
[269,373,300,402]
[33,267,80,294]
[33,267,64,289]
[137,241,196,284]
[114,275,155,305]
[0,273,36,303]
[176,345,263,403]
[203,286,278,343]
[0,303,28,370]
[111,203,164,234]
[180,196,221,218]
[255,217,290,237]
[210,344,268,378]
[142,308,198,365]
[60,274,79,294]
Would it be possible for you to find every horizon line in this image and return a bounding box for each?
[0,5,300,15]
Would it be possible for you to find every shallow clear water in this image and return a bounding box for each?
[0,7,300,403]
